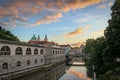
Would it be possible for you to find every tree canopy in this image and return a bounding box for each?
[85,0,120,79]
[0,26,20,42]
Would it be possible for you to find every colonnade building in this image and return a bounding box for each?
[0,35,66,77]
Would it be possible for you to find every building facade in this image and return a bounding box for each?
[0,39,66,77]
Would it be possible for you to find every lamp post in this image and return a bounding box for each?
[92,65,96,80]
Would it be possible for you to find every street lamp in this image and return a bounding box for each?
[92,65,96,80]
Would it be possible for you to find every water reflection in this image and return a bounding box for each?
[12,63,66,80]
[2,63,90,80]
[59,66,91,80]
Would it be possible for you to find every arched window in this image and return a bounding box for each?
[34,59,37,64]
[34,48,38,54]
[27,60,30,65]
[15,47,22,55]
[40,49,44,55]
[26,48,31,55]
[0,46,10,55]
[2,62,8,69]
[53,50,54,54]
[17,61,21,67]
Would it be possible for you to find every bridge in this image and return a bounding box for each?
[66,53,90,66]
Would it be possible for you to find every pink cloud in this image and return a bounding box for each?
[67,25,90,36]
[31,13,62,27]
[0,0,103,28]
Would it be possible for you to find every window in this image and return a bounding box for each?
[41,59,43,63]
[56,50,57,54]
[17,61,21,67]
[27,60,30,65]
[0,46,10,55]
[26,48,31,55]
[2,62,8,69]
[15,47,22,55]
[53,50,54,54]
[40,49,44,55]
[35,59,37,64]
[34,48,38,54]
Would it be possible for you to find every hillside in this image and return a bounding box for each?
[0,26,20,42]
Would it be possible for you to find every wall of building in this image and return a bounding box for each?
[0,42,45,75]
[52,48,66,64]
[0,41,66,76]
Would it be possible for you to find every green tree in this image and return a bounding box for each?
[103,0,120,79]
[0,26,20,42]
[85,0,120,79]
[85,37,107,79]
[104,0,120,61]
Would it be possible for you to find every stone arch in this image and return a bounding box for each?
[0,46,11,55]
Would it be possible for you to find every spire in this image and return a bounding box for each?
[31,34,37,41]
[44,34,48,42]
[38,35,40,41]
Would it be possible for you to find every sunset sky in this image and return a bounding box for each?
[0,0,115,47]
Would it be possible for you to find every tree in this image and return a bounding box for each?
[103,0,120,79]
[0,26,20,42]
[85,37,107,79]
[104,0,120,61]
[0,26,2,31]
[85,0,120,79]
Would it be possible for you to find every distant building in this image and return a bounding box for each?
[60,44,72,55]
[28,34,58,47]
[72,45,85,55]
[28,34,66,65]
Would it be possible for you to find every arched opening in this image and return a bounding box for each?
[26,48,31,55]
[2,62,8,69]
[40,49,44,55]
[17,61,21,67]
[27,60,30,65]
[0,46,10,55]
[34,59,37,64]
[15,47,22,55]
[34,48,38,54]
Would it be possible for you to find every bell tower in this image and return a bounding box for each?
[44,34,48,42]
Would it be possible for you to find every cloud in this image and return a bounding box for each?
[31,13,62,27]
[75,14,99,24]
[87,30,104,39]
[0,0,102,28]
[70,42,84,47]
[51,27,72,31]
[98,4,106,9]
[97,2,113,9]
[67,25,90,36]
[108,2,113,6]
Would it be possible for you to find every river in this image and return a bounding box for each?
[59,65,90,80]
[11,63,90,80]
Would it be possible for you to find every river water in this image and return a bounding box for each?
[59,65,90,80]
[11,63,90,80]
